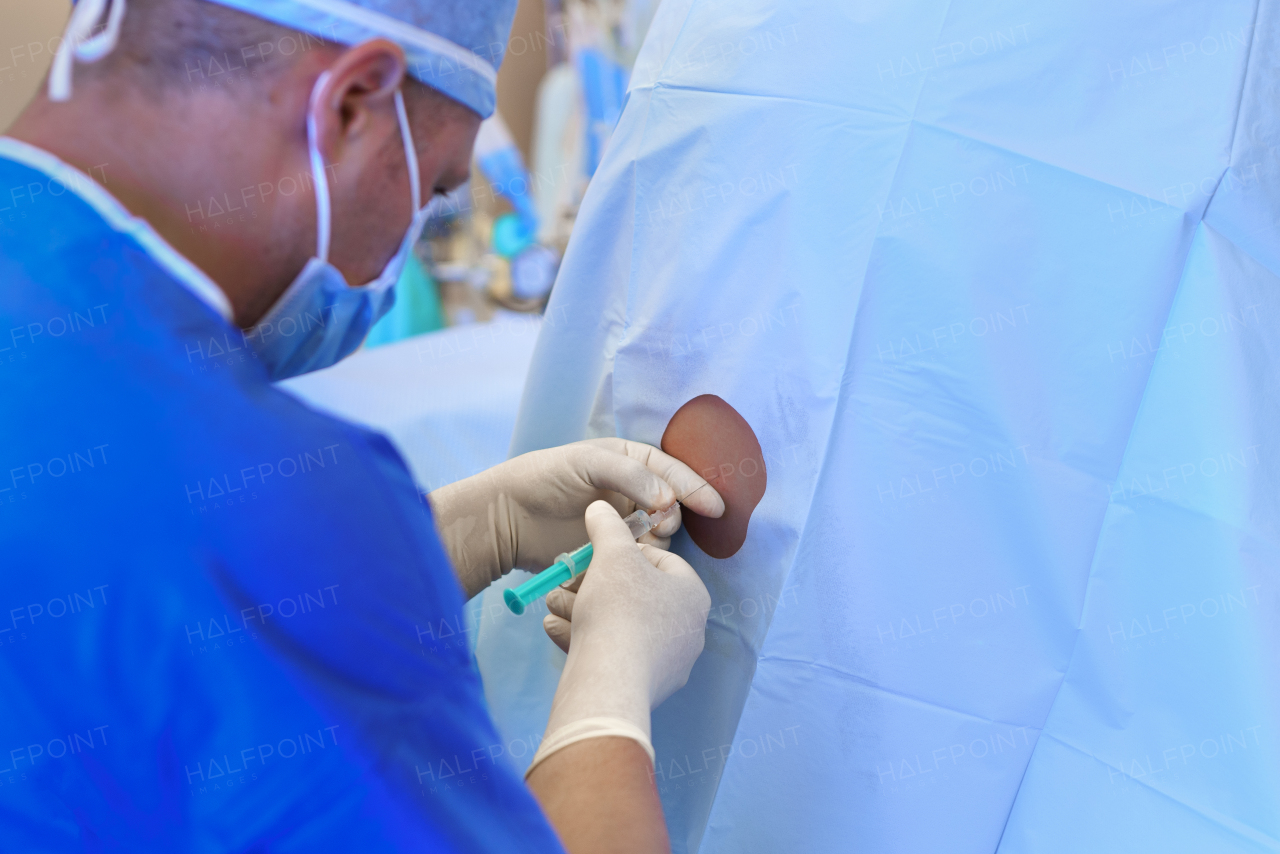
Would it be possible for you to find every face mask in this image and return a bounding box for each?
[247,71,433,381]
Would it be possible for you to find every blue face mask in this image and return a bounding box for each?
[246,70,433,381]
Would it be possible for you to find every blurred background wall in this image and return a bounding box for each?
[0,1,70,132]
[495,0,548,163]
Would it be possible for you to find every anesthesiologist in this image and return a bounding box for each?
[0,0,724,851]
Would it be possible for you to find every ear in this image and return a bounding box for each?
[311,38,408,158]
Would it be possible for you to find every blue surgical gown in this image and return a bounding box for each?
[0,149,564,852]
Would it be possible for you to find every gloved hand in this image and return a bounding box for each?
[429,438,725,599]
[525,501,712,775]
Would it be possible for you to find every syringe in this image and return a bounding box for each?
[503,503,681,615]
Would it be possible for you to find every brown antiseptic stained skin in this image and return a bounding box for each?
[660,394,767,559]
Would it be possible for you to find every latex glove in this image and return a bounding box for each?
[429,438,724,599]
[525,501,711,775]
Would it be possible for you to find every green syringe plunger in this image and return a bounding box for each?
[503,504,679,615]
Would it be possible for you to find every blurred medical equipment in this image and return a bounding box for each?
[476,116,541,256]
[368,111,559,347]
[369,0,666,350]
[529,0,658,246]
[505,503,680,614]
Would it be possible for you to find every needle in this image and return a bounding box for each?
[677,481,712,505]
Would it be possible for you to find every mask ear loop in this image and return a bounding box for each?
[309,77,416,264]
[306,71,334,264]
[394,89,423,213]
[49,0,128,102]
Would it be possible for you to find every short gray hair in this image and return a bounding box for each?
[83,0,334,94]
[77,0,473,122]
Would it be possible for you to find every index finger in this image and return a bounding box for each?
[591,438,726,520]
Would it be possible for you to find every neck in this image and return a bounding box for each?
[7,84,313,327]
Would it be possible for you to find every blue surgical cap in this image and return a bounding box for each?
[205,0,518,117]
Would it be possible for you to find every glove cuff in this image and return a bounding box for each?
[524,716,655,780]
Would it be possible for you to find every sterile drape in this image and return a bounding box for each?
[476,1,1280,851]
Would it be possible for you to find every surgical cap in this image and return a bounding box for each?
[57,0,517,116]
[206,0,518,116]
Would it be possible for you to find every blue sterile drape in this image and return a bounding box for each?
[475,1,1280,851]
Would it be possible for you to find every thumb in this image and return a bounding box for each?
[584,500,637,552]
[637,542,698,580]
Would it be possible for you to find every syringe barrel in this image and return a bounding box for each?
[504,504,677,616]
[503,544,595,614]
[624,504,678,540]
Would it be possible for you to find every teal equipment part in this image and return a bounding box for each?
[491,212,538,259]
[365,252,446,348]
[503,544,593,615]
[503,504,677,615]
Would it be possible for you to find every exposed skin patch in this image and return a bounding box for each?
[660,395,766,558]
